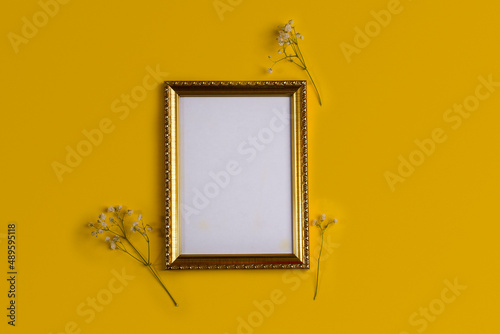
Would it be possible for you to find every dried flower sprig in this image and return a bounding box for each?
[89,206,178,306]
[311,214,337,300]
[267,20,322,105]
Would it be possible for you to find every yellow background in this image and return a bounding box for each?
[2,0,500,333]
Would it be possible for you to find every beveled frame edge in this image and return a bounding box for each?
[164,81,309,270]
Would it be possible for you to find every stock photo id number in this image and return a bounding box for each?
[6,223,17,326]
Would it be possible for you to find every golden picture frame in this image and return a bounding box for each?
[165,81,309,269]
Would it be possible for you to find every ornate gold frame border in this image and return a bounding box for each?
[164,81,309,270]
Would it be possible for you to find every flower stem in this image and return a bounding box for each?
[314,229,325,300]
[118,247,145,264]
[110,210,177,306]
[147,237,151,264]
[146,264,178,306]
[123,236,178,306]
[305,67,322,106]
[289,42,322,106]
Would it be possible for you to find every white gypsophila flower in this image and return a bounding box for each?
[268,20,322,106]
[110,241,116,250]
[101,222,107,228]
[99,213,106,220]
[138,214,142,221]
[107,206,115,213]
[267,68,273,73]
[113,236,120,242]
[88,222,94,227]
[321,214,326,221]
[130,226,136,232]
[98,229,103,234]
[105,236,110,241]
[147,226,153,231]
[127,210,133,216]
[278,50,282,54]
[116,205,122,211]
[91,231,97,236]
[333,218,338,224]
[312,219,318,226]
[132,221,139,226]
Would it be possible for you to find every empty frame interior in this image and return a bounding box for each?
[179,96,293,255]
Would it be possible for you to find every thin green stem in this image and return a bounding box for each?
[314,229,325,300]
[271,55,300,67]
[285,37,322,106]
[305,67,322,106]
[116,213,148,264]
[124,232,178,306]
[123,237,148,264]
[110,210,177,306]
[146,264,178,306]
[106,229,125,239]
[147,234,151,264]
[291,44,322,105]
[288,59,306,70]
[114,212,127,236]
[117,246,144,265]
[290,43,306,67]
